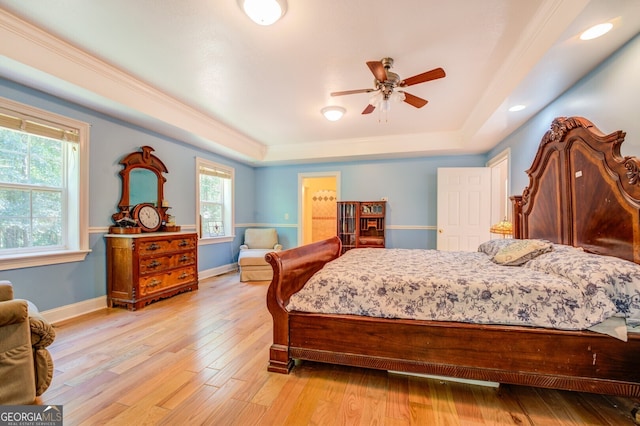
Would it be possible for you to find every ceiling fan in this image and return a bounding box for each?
[330,57,446,114]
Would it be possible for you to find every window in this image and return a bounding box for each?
[0,97,89,271]
[196,158,234,243]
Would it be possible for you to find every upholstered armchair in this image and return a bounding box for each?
[238,228,282,282]
[0,280,55,405]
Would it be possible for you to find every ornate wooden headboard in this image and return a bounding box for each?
[512,116,640,264]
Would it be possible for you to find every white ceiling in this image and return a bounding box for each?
[0,0,639,165]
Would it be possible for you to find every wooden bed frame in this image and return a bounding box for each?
[265,116,640,398]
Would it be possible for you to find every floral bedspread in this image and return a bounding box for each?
[286,247,623,330]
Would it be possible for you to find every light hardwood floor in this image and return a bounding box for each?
[38,273,639,425]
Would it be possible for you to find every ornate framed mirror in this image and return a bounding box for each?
[110,146,170,233]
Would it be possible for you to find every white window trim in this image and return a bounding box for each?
[0,97,90,271]
[195,157,235,245]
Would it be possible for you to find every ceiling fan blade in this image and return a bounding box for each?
[362,104,376,114]
[331,88,375,96]
[400,67,446,87]
[366,61,388,82]
[403,92,428,108]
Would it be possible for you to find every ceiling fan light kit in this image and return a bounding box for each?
[321,106,346,121]
[238,0,287,26]
[369,90,405,112]
[330,57,445,115]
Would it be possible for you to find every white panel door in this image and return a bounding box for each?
[437,168,491,251]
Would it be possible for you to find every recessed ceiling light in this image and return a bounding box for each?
[508,105,526,112]
[580,22,613,41]
[321,106,346,121]
[238,0,287,26]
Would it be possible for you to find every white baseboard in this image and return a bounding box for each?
[41,264,238,324]
[42,296,108,325]
[199,263,238,280]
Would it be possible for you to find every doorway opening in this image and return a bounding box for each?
[298,172,340,246]
[487,148,511,227]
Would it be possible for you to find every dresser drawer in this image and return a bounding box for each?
[139,266,197,296]
[137,237,197,256]
[139,252,197,274]
[107,232,199,310]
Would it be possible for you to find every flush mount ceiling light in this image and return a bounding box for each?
[238,0,287,26]
[508,104,526,112]
[321,106,346,121]
[580,22,613,40]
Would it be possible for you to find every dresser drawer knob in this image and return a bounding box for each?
[148,260,161,269]
[179,255,190,263]
[147,243,160,251]
[179,272,189,279]
[178,239,189,247]
[147,279,161,287]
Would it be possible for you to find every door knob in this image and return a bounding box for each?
[438,229,443,233]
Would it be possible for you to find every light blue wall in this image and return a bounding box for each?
[2,33,638,312]
[0,78,255,310]
[489,34,640,193]
[262,33,640,251]
[255,155,487,250]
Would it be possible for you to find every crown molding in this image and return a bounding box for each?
[0,8,266,162]
[461,0,589,147]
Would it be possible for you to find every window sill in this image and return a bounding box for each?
[199,235,235,245]
[0,249,92,271]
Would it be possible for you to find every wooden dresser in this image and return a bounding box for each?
[106,232,198,310]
